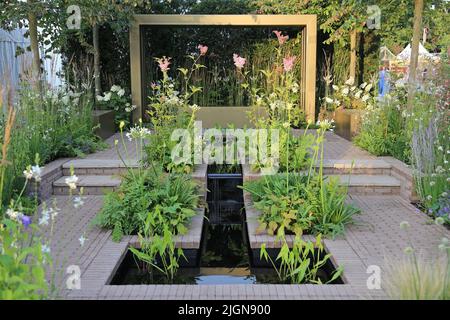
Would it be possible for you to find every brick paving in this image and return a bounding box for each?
[38,131,450,300]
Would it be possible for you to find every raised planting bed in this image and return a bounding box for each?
[333,108,363,141]
[194,106,267,128]
[92,109,116,140]
[108,164,343,285]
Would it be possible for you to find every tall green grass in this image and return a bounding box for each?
[0,84,104,206]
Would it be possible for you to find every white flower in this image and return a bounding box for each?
[6,208,21,221]
[317,119,333,130]
[332,85,339,91]
[426,195,433,201]
[355,91,363,99]
[39,213,49,226]
[189,104,200,112]
[126,126,151,141]
[110,85,121,92]
[41,244,51,254]
[350,86,356,92]
[437,146,443,151]
[103,92,112,102]
[31,165,42,182]
[50,207,59,219]
[345,78,355,86]
[61,95,70,105]
[360,82,367,89]
[362,94,370,102]
[23,168,33,180]
[325,97,334,104]
[65,175,79,190]
[429,181,435,186]
[79,235,87,247]
[341,87,349,96]
[365,83,373,92]
[73,196,85,209]
[96,95,104,102]
[442,192,448,197]
[117,88,125,97]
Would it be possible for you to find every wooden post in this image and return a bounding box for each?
[349,30,357,81]
[407,0,424,109]
[93,23,102,97]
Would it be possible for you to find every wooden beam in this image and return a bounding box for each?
[130,14,318,124]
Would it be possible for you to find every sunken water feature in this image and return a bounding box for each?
[110,165,343,285]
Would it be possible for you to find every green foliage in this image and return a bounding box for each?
[244,173,359,238]
[0,85,105,205]
[0,215,49,299]
[144,54,202,173]
[95,84,135,129]
[243,123,360,238]
[354,90,411,164]
[260,234,343,284]
[93,166,201,241]
[129,213,186,281]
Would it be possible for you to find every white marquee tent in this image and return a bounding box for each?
[396,42,437,61]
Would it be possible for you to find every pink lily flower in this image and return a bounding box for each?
[273,30,289,45]
[233,53,246,70]
[198,44,208,55]
[157,56,171,73]
[283,56,296,72]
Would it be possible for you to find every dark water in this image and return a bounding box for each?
[110,165,342,285]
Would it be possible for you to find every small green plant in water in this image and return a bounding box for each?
[260,234,343,284]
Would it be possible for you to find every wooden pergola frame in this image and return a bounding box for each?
[129,14,317,124]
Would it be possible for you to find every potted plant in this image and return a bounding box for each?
[94,85,136,138]
[325,78,376,141]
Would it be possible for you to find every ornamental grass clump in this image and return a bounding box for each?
[411,110,449,225]
[384,220,450,300]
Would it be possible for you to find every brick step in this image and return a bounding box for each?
[319,159,392,175]
[53,175,121,195]
[329,175,401,195]
[62,159,138,176]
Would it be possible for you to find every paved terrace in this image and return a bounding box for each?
[38,131,449,300]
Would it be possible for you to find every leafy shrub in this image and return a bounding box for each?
[260,234,343,284]
[354,93,411,164]
[96,84,136,129]
[93,166,201,241]
[0,218,49,299]
[244,173,359,238]
[0,85,105,205]
[243,122,360,238]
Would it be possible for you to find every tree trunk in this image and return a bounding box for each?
[27,0,40,84]
[407,0,424,110]
[349,30,357,81]
[358,32,365,85]
[93,23,101,97]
